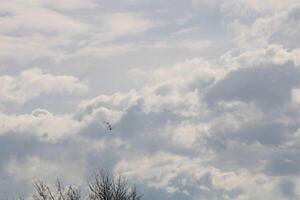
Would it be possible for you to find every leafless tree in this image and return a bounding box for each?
[33,179,81,200]
[127,186,142,200]
[88,170,142,200]
[31,170,142,200]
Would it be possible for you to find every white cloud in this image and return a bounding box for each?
[0,67,88,104]
[0,1,88,35]
[221,45,300,70]
[115,152,280,199]
[0,109,79,140]
[77,90,140,113]
[2,0,300,199]
[227,4,300,50]
[99,12,157,37]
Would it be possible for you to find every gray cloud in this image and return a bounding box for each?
[279,179,297,199]
[2,0,300,200]
[205,63,300,111]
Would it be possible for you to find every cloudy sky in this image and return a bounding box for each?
[1,0,300,199]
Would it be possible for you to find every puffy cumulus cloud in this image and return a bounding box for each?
[115,152,289,200]
[199,44,300,175]
[220,45,300,70]
[0,107,128,197]
[1,56,300,199]
[71,54,300,198]
[151,58,224,86]
[0,67,88,104]
[0,56,216,197]
[0,108,84,142]
[4,51,300,199]
[3,0,300,199]
[226,3,300,50]
[75,90,139,118]
[73,86,200,153]
[4,48,300,199]
[73,91,140,141]
[115,152,244,199]
[163,121,208,149]
[205,63,300,111]
[137,59,224,117]
[142,82,200,117]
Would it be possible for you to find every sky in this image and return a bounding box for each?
[1,0,300,199]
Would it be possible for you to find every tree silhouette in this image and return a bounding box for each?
[32,170,142,200]
[88,170,142,200]
[33,179,81,200]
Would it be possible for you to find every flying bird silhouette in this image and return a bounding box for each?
[103,121,113,131]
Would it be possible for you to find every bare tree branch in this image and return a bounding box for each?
[33,180,81,200]
[88,170,142,200]
[4,169,141,200]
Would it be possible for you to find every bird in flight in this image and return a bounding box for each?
[103,121,113,131]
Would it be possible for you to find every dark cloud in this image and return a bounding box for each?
[205,63,300,111]
[266,152,300,176]
[235,122,292,146]
[207,121,289,148]
[279,179,297,199]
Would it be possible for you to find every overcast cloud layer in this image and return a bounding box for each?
[1,1,300,199]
